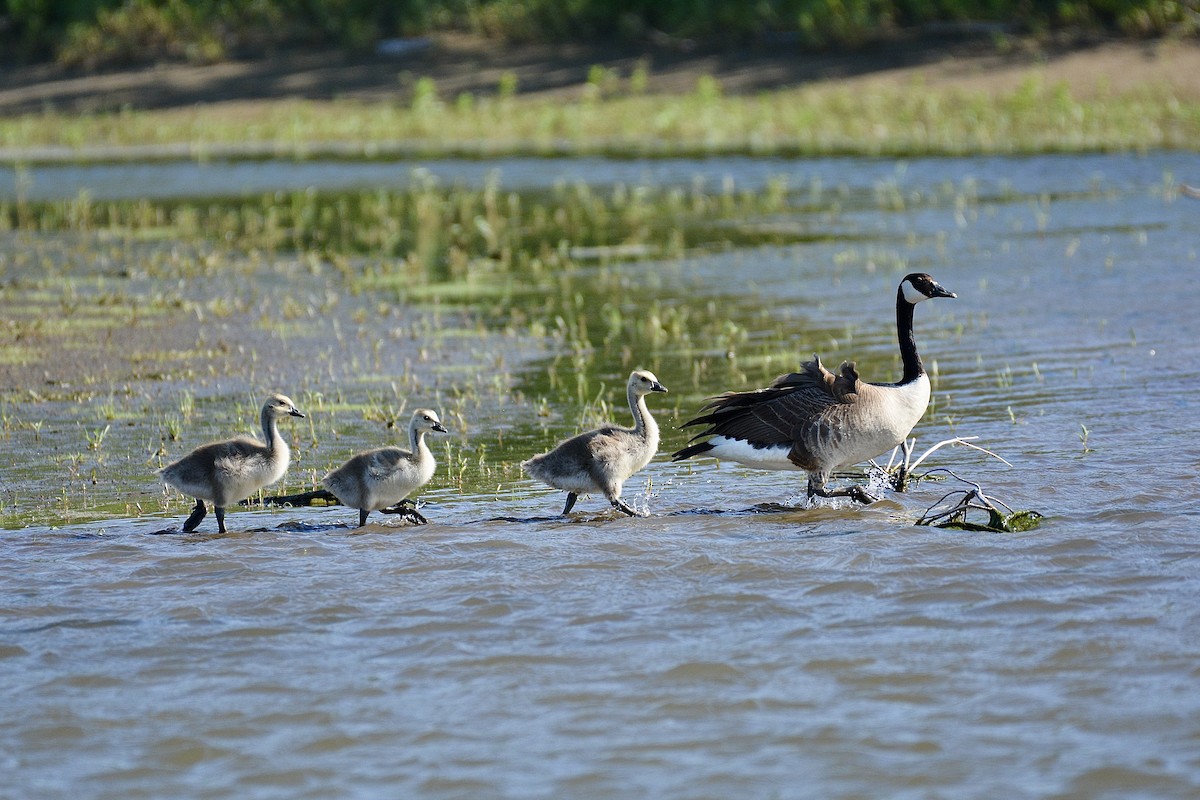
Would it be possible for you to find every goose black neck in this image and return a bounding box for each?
[896,287,923,384]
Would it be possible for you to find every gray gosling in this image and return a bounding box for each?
[673,272,955,504]
[522,370,668,517]
[322,409,448,527]
[159,393,305,533]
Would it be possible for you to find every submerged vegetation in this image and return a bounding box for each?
[0,162,1083,528]
[916,470,1044,532]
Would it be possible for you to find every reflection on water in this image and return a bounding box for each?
[3,153,1200,798]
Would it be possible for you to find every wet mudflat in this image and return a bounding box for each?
[2,152,1199,798]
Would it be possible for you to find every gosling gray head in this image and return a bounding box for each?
[631,369,668,396]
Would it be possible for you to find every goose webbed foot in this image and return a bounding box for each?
[379,501,429,525]
[182,499,207,532]
[841,485,879,505]
[611,497,645,517]
[809,482,878,505]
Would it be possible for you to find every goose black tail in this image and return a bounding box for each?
[672,440,715,462]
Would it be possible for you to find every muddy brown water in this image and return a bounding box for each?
[3,153,1200,798]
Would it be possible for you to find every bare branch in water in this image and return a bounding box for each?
[869,436,1012,493]
[242,489,340,507]
[915,469,1041,532]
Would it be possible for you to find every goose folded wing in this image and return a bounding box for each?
[791,403,857,471]
[682,381,842,444]
[769,356,859,403]
[367,449,407,480]
[212,437,266,470]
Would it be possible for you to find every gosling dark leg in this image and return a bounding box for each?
[379,503,429,524]
[562,492,578,515]
[611,497,641,517]
[359,508,370,528]
[215,506,227,533]
[182,499,207,532]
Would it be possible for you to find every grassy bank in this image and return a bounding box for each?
[2,72,1198,162]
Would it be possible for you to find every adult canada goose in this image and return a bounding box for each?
[159,393,305,533]
[522,370,668,517]
[672,272,955,503]
[322,409,447,527]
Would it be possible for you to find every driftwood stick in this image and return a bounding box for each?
[243,489,342,508]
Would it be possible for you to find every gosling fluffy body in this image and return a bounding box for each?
[323,409,447,527]
[159,393,304,533]
[522,370,667,516]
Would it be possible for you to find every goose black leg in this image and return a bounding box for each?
[182,499,207,532]
[562,492,578,515]
[215,506,228,533]
[808,479,877,505]
[359,508,370,528]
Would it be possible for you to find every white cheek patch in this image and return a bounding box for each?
[901,280,930,304]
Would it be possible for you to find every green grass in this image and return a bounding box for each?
[2,74,1198,161]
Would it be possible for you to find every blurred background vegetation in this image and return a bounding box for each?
[1,0,1197,70]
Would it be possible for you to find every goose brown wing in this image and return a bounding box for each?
[680,356,862,451]
[778,355,860,401]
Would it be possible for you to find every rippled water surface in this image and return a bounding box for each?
[4,152,1200,798]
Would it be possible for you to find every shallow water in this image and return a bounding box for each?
[0,151,1183,201]
[4,152,1200,798]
